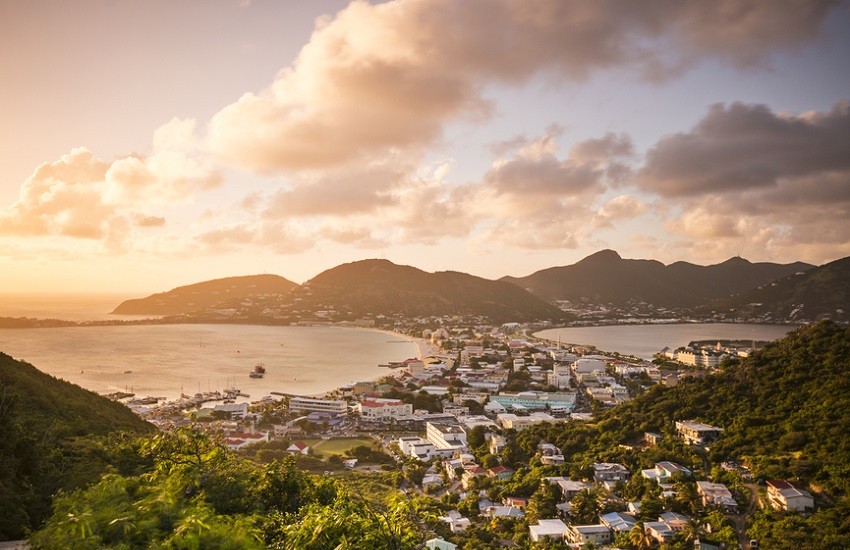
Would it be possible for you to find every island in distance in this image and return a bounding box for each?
[108,250,847,325]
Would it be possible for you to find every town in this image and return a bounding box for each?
[115,321,797,549]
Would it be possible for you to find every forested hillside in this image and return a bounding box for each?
[0,353,154,539]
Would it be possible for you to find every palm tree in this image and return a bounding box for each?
[681,517,705,543]
[629,521,654,549]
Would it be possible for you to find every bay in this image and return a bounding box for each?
[534,323,798,360]
[0,324,418,400]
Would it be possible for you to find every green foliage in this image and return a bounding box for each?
[0,353,153,539]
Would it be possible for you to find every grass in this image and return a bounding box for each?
[299,436,376,456]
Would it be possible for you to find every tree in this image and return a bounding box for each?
[629,522,654,550]
[526,481,559,523]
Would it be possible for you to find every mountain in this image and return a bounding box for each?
[299,259,568,323]
[0,353,154,539]
[702,255,850,322]
[111,274,299,315]
[501,249,814,308]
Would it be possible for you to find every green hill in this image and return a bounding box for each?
[702,255,850,322]
[301,259,569,323]
[525,322,850,498]
[0,353,154,539]
[502,249,813,308]
[111,274,299,315]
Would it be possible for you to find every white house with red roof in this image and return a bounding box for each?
[286,440,311,455]
[223,431,269,450]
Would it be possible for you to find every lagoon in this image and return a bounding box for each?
[534,323,798,359]
[0,324,418,400]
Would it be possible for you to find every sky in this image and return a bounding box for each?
[1,0,849,294]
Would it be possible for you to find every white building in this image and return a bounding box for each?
[565,524,612,546]
[529,519,568,542]
[426,422,468,453]
[767,480,815,511]
[289,396,348,414]
[356,398,412,422]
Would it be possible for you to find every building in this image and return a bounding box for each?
[676,348,724,368]
[356,398,413,422]
[425,538,457,550]
[642,461,692,483]
[600,511,637,533]
[223,431,269,450]
[696,481,738,511]
[572,358,606,374]
[767,480,815,511]
[490,391,576,412]
[593,462,631,483]
[676,420,723,445]
[565,524,612,546]
[426,422,468,452]
[529,519,568,542]
[286,441,310,455]
[289,396,348,415]
[497,412,564,430]
[553,478,592,502]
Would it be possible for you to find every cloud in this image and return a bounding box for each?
[207,0,837,173]
[134,214,166,228]
[638,101,850,196]
[0,146,220,248]
[263,163,406,218]
[638,101,850,263]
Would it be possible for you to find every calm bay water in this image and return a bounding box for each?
[0,324,417,400]
[534,323,798,359]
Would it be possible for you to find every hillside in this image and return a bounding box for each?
[300,259,568,323]
[501,249,813,308]
[702,255,850,323]
[0,353,154,539]
[525,322,850,499]
[111,274,299,315]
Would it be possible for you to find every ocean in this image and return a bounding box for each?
[0,293,418,400]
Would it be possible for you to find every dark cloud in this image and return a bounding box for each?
[638,101,850,196]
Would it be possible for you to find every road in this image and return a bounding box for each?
[730,483,760,549]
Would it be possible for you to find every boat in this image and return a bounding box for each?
[249,363,266,378]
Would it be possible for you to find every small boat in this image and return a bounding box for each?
[124,370,133,374]
[249,363,266,378]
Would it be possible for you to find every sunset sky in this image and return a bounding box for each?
[1,0,849,294]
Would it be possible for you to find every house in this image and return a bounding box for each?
[644,432,663,446]
[422,473,443,489]
[642,461,692,483]
[425,538,457,550]
[600,511,637,533]
[488,433,506,455]
[644,521,676,544]
[554,478,592,502]
[676,420,723,445]
[486,505,525,519]
[286,440,310,455]
[538,442,566,465]
[696,481,738,511]
[565,524,612,546]
[593,462,631,483]
[488,465,515,481]
[438,511,471,533]
[503,496,527,509]
[461,466,487,489]
[529,519,568,542]
[766,480,815,511]
[223,431,269,450]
